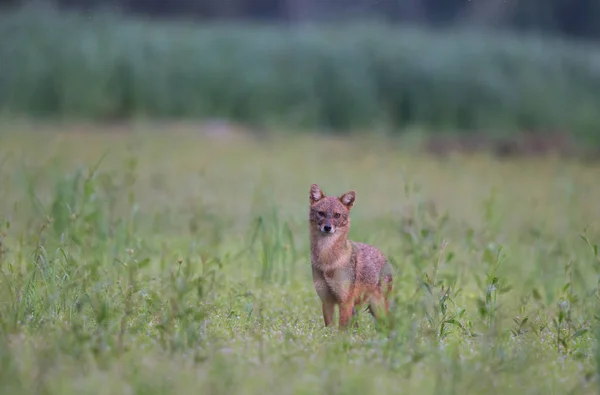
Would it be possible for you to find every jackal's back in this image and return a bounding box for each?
[351,241,392,291]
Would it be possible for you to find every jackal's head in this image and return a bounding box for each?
[308,184,355,235]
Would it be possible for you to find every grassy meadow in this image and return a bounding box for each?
[0,122,599,394]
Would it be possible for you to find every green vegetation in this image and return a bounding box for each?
[0,123,599,394]
[2,6,600,142]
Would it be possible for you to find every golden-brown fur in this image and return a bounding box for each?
[308,183,393,329]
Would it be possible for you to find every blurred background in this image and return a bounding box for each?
[1,0,600,157]
[3,0,600,35]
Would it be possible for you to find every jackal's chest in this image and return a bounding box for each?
[313,266,354,302]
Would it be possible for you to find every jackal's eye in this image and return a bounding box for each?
[318,211,326,217]
[334,213,341,219]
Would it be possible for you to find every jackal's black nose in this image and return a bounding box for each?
[323,225,332,232]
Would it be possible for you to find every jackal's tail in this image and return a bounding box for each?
[380,262,393,296]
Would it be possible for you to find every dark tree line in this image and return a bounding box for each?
[3,0,600,39]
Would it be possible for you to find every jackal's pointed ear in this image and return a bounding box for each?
[309,184,325,204]
[339,191,355,209]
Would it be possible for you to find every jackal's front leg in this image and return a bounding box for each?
[322,301,335,327]
[339,301,356,329]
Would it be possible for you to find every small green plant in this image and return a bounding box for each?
[246,207,297,285]
[421,241,471,340]
[474,243,511,337]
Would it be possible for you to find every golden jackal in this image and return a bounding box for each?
[308,184,393,329]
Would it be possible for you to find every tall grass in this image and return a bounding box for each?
[0,123,599,394]
[2,5,600,142]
